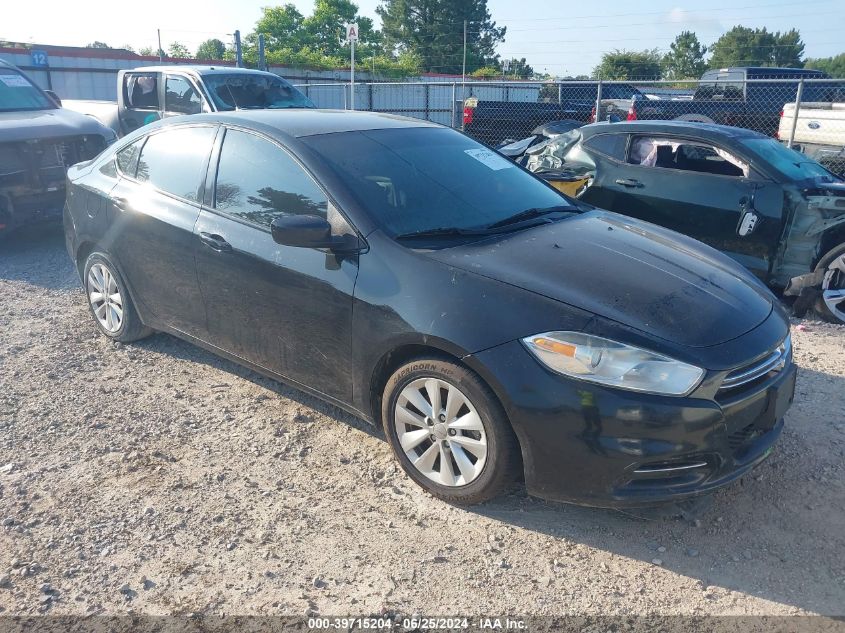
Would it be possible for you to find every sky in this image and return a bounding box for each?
[3,0,844,76]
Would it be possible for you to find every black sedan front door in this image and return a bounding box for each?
[585,135,784,280]
[193,128,358,402]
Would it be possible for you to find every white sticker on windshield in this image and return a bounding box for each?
[464,148,513,171]
[0,75,31,88]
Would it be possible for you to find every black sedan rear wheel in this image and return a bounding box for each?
[381,357,520,504]
[83,253,152,343]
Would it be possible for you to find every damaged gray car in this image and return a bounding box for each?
[512,120,845,323]
[0,59,115,237]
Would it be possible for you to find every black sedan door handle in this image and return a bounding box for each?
[199,232,232,253]
[615,178,642,188]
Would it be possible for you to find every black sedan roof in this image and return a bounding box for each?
[581,120,768,141]
[173,109,439,138]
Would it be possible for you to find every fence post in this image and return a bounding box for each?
[595,79,603,122]
[451,83,457,128]
[558,82,562,105]
[787,77,804,149]
[258,34,266,72]
[425,83,430,121]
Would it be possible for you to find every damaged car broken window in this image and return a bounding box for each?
[628,136,748,177]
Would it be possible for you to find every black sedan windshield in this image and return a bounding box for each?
[742,137,840,183]
[0,68,54,112]
[204,74,315,111]
[302,127,572,237]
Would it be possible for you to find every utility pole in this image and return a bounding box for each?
[344,23,358,110]
[258,34,266,71]
[461,20,467,120]
[234,30,243,68]
[157,29,163,62]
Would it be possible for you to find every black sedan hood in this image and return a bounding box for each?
[427,211,773,348]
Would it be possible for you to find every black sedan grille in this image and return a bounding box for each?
[719,335,792,393]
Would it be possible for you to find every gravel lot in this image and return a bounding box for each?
[1,227,844,619]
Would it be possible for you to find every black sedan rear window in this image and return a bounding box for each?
[301,127,570,236]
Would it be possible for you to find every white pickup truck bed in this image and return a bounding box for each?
[780,102,845,147]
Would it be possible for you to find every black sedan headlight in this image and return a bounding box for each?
[522,331,705,396]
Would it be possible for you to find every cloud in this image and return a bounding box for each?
[665,7,724,33]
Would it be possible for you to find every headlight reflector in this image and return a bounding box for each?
[522,332,704,396]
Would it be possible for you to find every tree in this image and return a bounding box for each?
[500,57,534,79]
[246,1,383,70]
[167,42,192,59]
[708,26,804,68]
[805,53,845,78]
[196,38,226,60]
[86,41,110,49]
[138,46,155,56]
[303,0,380,59]
[594,49,662,80]
[377,0,505,74]
[119,44,135,53]
[662,31,706,80]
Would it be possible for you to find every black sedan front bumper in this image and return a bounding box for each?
[472,338,796,508]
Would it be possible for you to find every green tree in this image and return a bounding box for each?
[86,41,110,49]
[594,49,662,80]
[377,0,505,74]
[138,46,155,56]
[500,57,534,79]
[196,38,227,60]
[167,42,192,58]
[708,26,804,68]
[304,0,380,59]
[246,1,383,70]
[805,53,845,78]
[662,31,707,80]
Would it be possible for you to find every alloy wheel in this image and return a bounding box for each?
[87,263,123,333]
[822,253,845,324]
[393,378,488,487]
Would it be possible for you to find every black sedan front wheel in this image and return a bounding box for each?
[382,357,520,504]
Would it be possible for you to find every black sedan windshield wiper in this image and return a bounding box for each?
[394,226,495,240]
[484,205,574,229]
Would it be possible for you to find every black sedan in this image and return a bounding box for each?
[64,111,796,507]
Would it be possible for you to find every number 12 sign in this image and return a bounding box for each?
[30,50,49,67]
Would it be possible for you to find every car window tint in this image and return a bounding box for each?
[116,139,142,176]
[136,126,216,201]
[583,134,627,160]
[214,129,328,227]
[126,74,159,109]
[165,75,202,114]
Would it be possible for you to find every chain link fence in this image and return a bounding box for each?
[296,78,845,177]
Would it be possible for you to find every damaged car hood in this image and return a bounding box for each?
[0,108,111,142]
[428,210,774,348]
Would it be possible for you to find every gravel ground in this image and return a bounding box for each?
[1,227,844,618]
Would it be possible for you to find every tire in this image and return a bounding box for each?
[83,252,152,342]
[381,356,520,505]
[813,242,845,324]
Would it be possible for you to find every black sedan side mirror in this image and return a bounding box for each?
[270,214,358,252]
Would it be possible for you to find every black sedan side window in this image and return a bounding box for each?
[135,126,217,201]
[115,139,143,176]
[582,134,627,161]
[214,129,328,228]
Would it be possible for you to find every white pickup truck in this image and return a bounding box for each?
[62,65,315,138]
[779,101,845,177]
